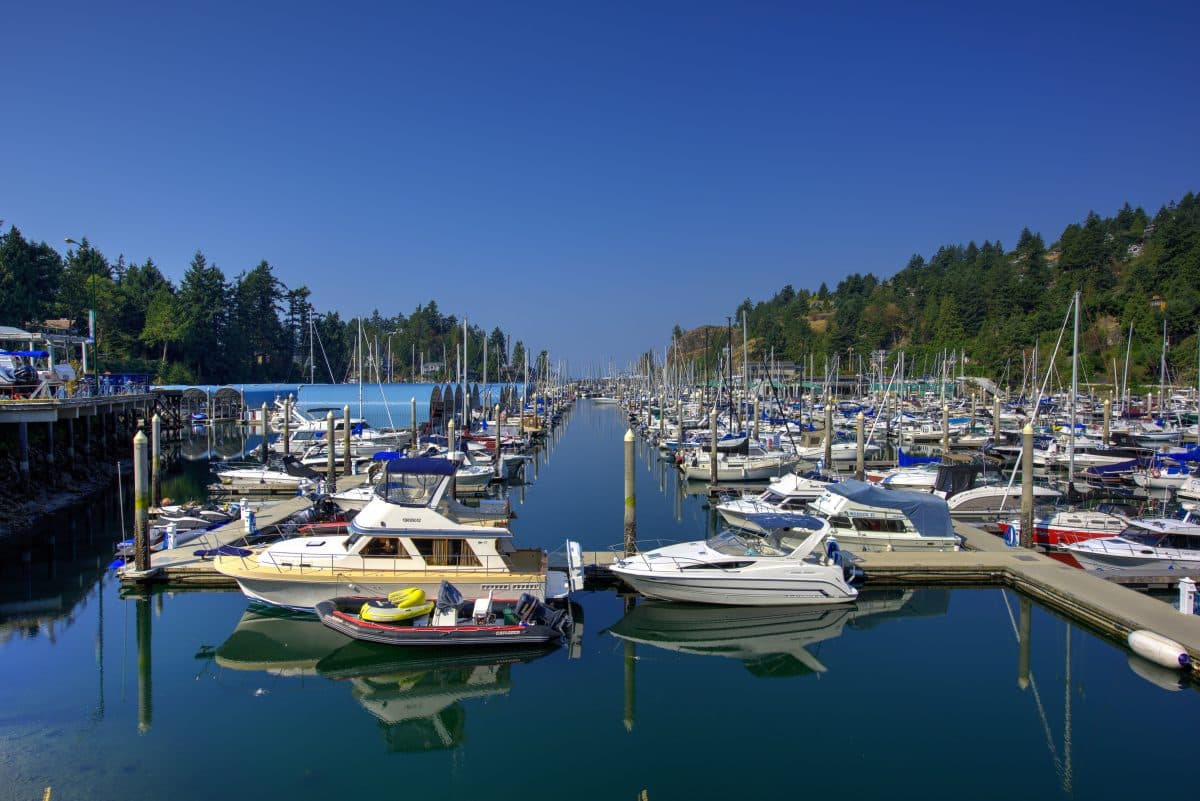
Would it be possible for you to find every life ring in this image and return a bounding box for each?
[1151,468,1161,479]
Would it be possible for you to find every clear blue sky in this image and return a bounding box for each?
[4,0,1198,374]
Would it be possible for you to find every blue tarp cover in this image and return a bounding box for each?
[742,512,826,532]
[825,480,956,538]
[384,457,456,476]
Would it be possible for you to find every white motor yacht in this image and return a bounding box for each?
[714,472,832,532]
[610,518,858,606]
[1062,514,1200,576]
[214,457,576,610]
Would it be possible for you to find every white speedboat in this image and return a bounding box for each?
[808,479,961,552]
[213,455,323,488]
[1062,514,1200,577]
[940,483,1063,521]
[714,472,832,532]
[214,457,578,610]
[610,519,858,606]
[680,445,800,482]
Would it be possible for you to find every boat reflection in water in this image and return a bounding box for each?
[607,589,949,676]
[213,604,555,751]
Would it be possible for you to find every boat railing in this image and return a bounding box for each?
[250,549,523,576]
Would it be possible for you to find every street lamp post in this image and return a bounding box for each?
[64,238,96,395]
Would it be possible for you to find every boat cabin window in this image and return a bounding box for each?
[378,472,444,507]
[411,538,482,566]
[828,515,853,530]
[361,537,409,557]
[852,517,908,534]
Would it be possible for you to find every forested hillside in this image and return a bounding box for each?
[676,192,1200,386]
[0,234,541,384]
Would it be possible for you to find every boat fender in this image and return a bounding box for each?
[387,587,427,608]
[826,539,841,564]
[1127,629,1191,670]
[1151,468,1161,479]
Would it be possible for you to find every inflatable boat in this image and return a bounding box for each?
[316,580,571,648]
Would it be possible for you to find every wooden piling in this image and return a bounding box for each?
[709,408,718,485]
[1103,398,1111,446]
[752,396,760,441]
[1020,423,1034,549]
[856,411,865,481]
[326,411,336,492]
[941,404,950,454]
[624,428,637,554]
[282,396,291,456]
[343,404,352,477]
[133,430,150,572]
[151,413,161,507]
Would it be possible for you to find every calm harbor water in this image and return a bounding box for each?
[2,400,1197,801]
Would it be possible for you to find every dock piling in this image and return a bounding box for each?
[1017,596,1031,689]
[326,411,336,492]
[709,408,718,486]
[856,411,865,481]
[411,397,418,456]
[282,397,290,456]
[823,398,832,468]
[151,414,161,507]
[993,394,1001,440]
[1020,423,1034,549]
[941,404,950,454]
[133,430,150,572]
[261,403,270,463]
[1103,398,1111,446]
[624,428,637,554]
[343,405,352,477]
[136,595,153,733]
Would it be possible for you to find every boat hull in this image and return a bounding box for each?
[316,597,566,647]
[611,570,857,606]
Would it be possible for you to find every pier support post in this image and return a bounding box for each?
[448,419,457,497]
[823,397,832,470]
[1103,398,1111,446]
[326,411,336,492]
[494,405,503,478]
[343,404,352,477]
[46,421,56,487]
[17,422,30,489]
[136,595,153,733]
[709,408,718,486]
[133,430,150,572]
[151,414,161,507]
[1017,596,1031,689]
[1020,423,1034,549]
[624,428,637,554]
[942,404,950,455]
[411,397,419,457]
[855,411,865,481]
[261,403,270,464]
[282,397,291,457]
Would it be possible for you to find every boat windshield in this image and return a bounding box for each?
[377,473,444,507]
[706,529,788,557]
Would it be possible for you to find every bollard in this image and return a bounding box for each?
[1020,423,1034,549]
[133,430,150,571]
[326,411,336,492]
[624,428,637,554]
[855,411,865,481]
[709,408,718,486]
[151,413,161,507]
[261,402,270,464]
[1180,577,1196,615]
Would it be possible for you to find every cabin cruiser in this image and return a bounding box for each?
[680,444,800,482]
[213,455,323,489]
[214,457,579,610]
[714,472,832,532]
[1061,514,1200,576]
[610,516,858,605]
[808,480,961,552]
[997,507,1129,548]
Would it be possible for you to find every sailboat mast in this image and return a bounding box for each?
[1159,318,1167,425]
[1069,290,1079,487]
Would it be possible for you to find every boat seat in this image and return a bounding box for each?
[472,590,495,624]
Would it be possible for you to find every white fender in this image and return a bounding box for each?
[1127,629,1191,670]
